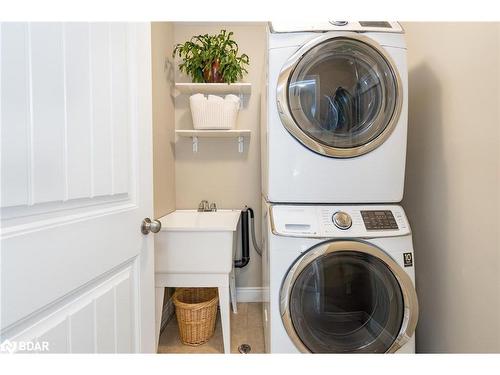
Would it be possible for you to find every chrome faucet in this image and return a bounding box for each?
[198,200,209,212]
[198,200,217,212]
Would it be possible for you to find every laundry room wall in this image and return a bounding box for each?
[173,23,267,290]
[403,22,500,353]
[152,22,176,218]
[151,22,177,307]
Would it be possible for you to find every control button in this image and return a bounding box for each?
[332,211,352,230]
[329,21,348,26]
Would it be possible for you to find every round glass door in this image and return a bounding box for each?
[280,241,418,353]
[277,34,402,158]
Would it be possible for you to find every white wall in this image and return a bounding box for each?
[173,23,267,288]
[402,22,500,353]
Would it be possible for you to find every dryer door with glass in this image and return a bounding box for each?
[280,240,418,353]
[277,33,403,158]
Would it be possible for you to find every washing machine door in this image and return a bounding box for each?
[277,33,403,158]
[280,240,418,353]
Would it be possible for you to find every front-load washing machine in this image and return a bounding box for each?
[261,21,408,203]
[261,201,418,353]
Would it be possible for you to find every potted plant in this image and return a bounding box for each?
[172,30,250,84]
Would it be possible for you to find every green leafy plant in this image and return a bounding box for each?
[172,30,250,84]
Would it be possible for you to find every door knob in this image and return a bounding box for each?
[141,218,161,235]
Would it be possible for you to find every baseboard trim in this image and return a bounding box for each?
[236,287,263,303]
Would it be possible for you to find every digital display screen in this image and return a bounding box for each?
[361,210,398,230]
[359,21,392,28]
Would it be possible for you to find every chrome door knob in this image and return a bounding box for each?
[141,218,162,235]
[332,211,352,230]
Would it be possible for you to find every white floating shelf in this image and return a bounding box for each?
[176,130,251,138]
[176,129,251,153]
[175,82,252,95]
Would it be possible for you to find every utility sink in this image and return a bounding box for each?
[155,210,241,274]
[154,209,242,353]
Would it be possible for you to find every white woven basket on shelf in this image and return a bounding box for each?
[189,93,240,130]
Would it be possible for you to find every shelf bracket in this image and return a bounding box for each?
[238,94,244,110]
[238,136,244,153]
[192,136,198,153]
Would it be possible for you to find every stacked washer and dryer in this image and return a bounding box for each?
[260,21,418,353]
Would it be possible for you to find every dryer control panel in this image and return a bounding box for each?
[270,21,403,34]
[270,204,410,238]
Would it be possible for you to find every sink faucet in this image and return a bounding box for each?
[198,200,209,212]
[198,200,217,212]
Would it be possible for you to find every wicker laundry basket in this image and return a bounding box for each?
[173,288,219,346]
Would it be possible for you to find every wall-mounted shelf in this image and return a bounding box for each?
[176,129,251,153]
[175,83,252,95]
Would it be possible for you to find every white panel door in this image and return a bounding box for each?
[0,22,155,353]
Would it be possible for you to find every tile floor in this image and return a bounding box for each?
[158,303,265,354]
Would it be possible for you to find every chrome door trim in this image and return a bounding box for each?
[279,240,418,353]
[276,32,403,158]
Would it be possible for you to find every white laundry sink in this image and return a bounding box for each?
[155,210,241,274]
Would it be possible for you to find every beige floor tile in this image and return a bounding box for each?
[246,326,265,354]
[158,317,223,354]
[231,331,247,353]
[158,302,265,354]
[230,310,248,331]
[234,302,248,315]
[247,303,263,328]
[247,302,260,314]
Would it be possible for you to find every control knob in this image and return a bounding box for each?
[329,21,348,26]
[332,211,352,230]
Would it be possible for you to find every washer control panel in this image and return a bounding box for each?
[361,210,398,230]
[270,204,410,238]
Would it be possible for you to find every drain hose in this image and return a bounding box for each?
[246,207,262,256]
[234,206,262,268]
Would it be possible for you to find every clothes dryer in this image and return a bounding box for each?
[262,21,408,203]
